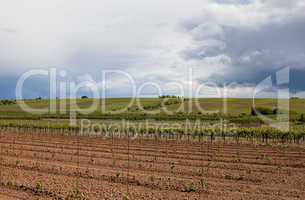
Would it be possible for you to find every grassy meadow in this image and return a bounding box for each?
[0,98,304,116]
[0,98,304,129]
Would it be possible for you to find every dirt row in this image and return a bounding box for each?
[1,138,304,170]
[2,133,305,161]
[3,132,305,154]
[0,132,304,199]
[1,142,305,176]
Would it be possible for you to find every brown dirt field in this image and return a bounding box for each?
[0,132,305,200]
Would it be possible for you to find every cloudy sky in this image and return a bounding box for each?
[1,0,305,99]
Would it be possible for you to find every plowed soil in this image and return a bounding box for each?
[0,132,305,199]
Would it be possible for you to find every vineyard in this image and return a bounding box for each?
[0,121,305,144]
[1,0,304,198]
[0,130,305,199]
[0,98,305,199]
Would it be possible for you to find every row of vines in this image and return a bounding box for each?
[0,122,304,144]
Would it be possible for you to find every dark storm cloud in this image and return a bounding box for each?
[180,1,305,91]
[0,76,18,99]
[290,69,305,93]
[0,75,50,99]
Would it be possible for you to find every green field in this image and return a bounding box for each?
[0,98,304,143]
[0,97,304,127]
[1,98,304,115]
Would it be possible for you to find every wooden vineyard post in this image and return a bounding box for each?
[152,132,157,192]
[111,130,115,167]
[76,128,80,195]
[127,128,130,196]
[199,131,205,197]
[166,131,170,190]
[0,128,2,185]
[206,130,211,193]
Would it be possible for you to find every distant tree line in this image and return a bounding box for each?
[0,99,16,105]
[159,95,183,99]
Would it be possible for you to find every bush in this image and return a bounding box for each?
[251,106,276,116]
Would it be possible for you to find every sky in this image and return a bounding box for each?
[0,0,305,99]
